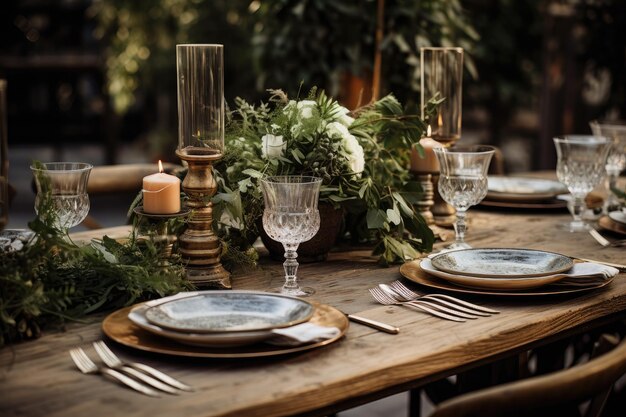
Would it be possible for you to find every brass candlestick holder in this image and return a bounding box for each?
[410,171,435,225]
[175,43,231,289]
[133,207,190,268]
[175,150,231,288]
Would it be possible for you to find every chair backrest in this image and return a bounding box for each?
[430,334,626,417]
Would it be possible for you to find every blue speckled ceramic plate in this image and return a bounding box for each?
[431,248,573,278]
[144,292,314,334]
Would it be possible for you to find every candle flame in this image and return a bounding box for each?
[158,160,164,173]
[426,125,432,137]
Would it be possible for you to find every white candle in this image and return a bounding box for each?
[410,126,443,173]
[142,161,181,214]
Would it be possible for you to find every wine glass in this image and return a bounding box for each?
[589,120,626,211]
[433,146,495,249]
[553,136,610,232]
[30,162,93,230]
[260,175,322,297]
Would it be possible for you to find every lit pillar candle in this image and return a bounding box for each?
[142,161,181,214]
[410,126,443,173]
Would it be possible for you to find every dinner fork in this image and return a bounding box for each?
[589,228,626,248]
[389,280,499,315]
[369,287,467,322]
[93,341,193,392]
[379,284,491,317]
[69,348,160,397]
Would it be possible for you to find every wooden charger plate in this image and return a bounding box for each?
[479,198,567,210]
[598,215,626,236]
[399,260,614,297]
[102,302,348,358]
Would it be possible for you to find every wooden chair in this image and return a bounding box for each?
[429,334,626,417]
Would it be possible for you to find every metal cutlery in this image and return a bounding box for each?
[369,287,467,322]
[389,280,499,314]
[69,347,160,397]
[92,342,182,395]
[378,286,480,319]
[346,313,399,334]
[381,284,489,317]
[589,228,626,248]
[93,341,193,392]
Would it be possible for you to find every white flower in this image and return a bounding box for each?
[296,100,317,119]
[261,134,286,159]
[325,122,365,175]
[338,114,355,127]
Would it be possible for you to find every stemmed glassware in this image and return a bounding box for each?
[433,146,495,249]
[260,176,322,297]
[553,136,610,232]
[589,120,626,211]
[30,162,93,230]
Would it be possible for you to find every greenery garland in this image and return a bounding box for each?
[0,167,190,347]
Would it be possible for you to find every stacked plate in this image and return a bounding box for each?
[599,211,626,236]
[128,291,316,348]
[400,248,616,297]
[481,176,568,209]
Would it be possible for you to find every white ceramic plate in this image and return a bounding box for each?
[129,303,275,347]
[430,248,574,278]
[144,292,315,333]
[420,258,571,290]
[487,176,568,202]
[608,211,626,226]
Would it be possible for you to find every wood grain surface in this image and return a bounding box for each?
[1,208,625,417]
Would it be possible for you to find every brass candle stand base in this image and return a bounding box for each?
[410,171,435,225]
[133,207,190,269]
[176,150,231,289]
[431,173,457,227]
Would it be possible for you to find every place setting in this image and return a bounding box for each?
[102,291,348,359]
[480,175,569,210]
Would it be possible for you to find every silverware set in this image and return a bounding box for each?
[369,280,499,323]
[70,341,192,396]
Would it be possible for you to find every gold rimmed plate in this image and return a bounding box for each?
[399,260,613,297]
[431,248,573,278]
[102,302,348,358]
[144,292,314,334]
[420,258,570,290]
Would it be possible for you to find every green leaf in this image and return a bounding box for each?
[242,169,264,178]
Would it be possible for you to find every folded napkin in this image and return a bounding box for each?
[551,262,619,287]
[267,323,341,347]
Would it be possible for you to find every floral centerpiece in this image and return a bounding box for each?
[214,88,439,265]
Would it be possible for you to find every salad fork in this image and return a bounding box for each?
[93,341,193,392]
[69,347,160,397]
[369,287,467,322]
[379,284,491,317]
[389,280,499,314]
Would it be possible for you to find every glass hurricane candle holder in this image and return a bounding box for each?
[175,44,230,288]
[421,47,464,226]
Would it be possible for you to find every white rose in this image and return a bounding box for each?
[325,121,351,139]
[261,134,286,159]
[338,114,355,127]
[342,134,365,174]
[296,100,317,120]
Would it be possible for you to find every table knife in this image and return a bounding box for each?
[347,314,399,334]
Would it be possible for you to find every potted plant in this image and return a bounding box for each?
[213,87,439,265]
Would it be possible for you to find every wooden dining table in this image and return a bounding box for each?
[1,204,625,417]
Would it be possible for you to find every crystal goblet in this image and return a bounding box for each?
[30,162,92,230]
[261,176,322,297]
[553,136,610,232]
[589,120,626,211]
[433,146,495,249]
